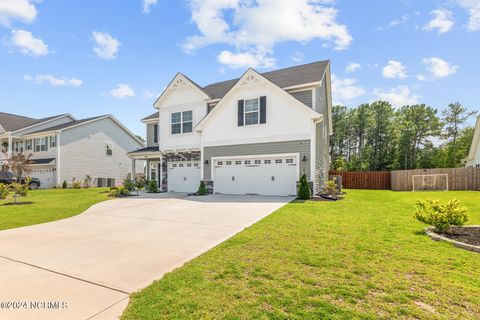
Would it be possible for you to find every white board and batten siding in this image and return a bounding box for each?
[59,117,143,186]
[201,82,314,148]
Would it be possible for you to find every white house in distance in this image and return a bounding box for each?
[463,115,480,167]
[0,112,144,188]
[129,60,332,196]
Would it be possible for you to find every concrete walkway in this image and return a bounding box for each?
[0,193,292,320]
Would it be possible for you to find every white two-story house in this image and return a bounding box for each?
[129,60,332,196]
[463,115,480,167]
[1,112,144,188]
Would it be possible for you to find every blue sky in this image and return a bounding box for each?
[1,0,479,137]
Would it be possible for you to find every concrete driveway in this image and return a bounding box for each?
[0,193,292,320]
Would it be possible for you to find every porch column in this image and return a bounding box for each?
[7,135,13,159]
[159,154,163,191]
[146,159,150,180]
[131,159,136,178]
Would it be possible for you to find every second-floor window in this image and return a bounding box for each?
[106,143,113,156]
[171,111,193,134]
[153,124,158,143]
[244,98,260,125]
[50,135,57,148]
[34,137,47,152]
[26,140,32,151]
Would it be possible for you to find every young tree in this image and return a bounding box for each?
[1,151,33,179]
[442,102,477,167]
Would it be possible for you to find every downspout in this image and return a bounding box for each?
[56,132,61,187]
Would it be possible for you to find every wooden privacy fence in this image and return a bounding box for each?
[329,171,391,190]
[391,167,480,191]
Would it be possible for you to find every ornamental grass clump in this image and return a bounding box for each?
[414,199,469,233]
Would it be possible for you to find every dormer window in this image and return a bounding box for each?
[171,111,193,134]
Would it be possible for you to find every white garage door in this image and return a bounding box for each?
[167,161,201,193]
[213,155,299,196]
[31,167,55,189]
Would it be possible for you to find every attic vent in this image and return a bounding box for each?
[173,77,187,88]
[240,74,260,86]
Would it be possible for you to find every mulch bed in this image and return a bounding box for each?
[439,227,480,246]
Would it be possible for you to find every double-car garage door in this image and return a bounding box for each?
[213,155,298,196]
[167,155,299,196]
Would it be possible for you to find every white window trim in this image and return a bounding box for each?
[170,110,193,135]
[243,97,260,126]
[106,142,113,157]
[34,137,47,152]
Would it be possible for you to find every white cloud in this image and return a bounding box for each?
[416,74,427,81]
[92,31,120,60]
[374,86,420,107]
[423,9,454,34]
[291,51,303,63]
[382,60,407,79]
[23,74,82,87]
[218,50,275,69]
[142,89,159,99]
[345,62,361,73]
[331,74,365,104]
[0,0,37,27]
[142,0,158,14]
[183,0,352,68]
[454,0,480,31]
[422,57,458,78]
[109,84,135,98]
[9,29,48,56]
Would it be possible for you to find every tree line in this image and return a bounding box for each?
[330,101,477,171]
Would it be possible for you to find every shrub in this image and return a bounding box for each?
[297,174,311,200]
[84,175,92,188]
[414,199,469,233]
[72,180,82,189]
[62,180,68,189]
[135,176,146,190]
[109,186,130,197]
[10,182,28,203]
[123,179,136,192]
[323,180,337,196]
[147,180,158,193]
[197,181,207,195]
[0,183,9,200]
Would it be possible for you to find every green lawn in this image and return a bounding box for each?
[123,190,480,320]
[0,188,110,231]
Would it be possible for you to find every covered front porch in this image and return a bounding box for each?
[128,147,201,192]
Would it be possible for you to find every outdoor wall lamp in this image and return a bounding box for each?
[204,160,209,165]
[302,154,308,162]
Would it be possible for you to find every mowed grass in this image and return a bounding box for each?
[123,190,480,320]
[0,188,110,231]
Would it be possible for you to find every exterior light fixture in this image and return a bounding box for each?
[302,154,307,162]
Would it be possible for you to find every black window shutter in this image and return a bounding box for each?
[153,124,158,143]
[260,96,267,124]
[238,100,244,126]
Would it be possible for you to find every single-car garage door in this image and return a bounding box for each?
[213,155,299,196]
[31,167,55,189]
[168,161,201,193]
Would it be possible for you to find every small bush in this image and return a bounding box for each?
[123,179,136,192]
[323,180,337,196]
[297,174,311,200]
[62,180,68,189]
[197,181,207,195]
[0,183,9,199]
[84,175,92,188]
[72,181,82,189]
[147,180,158,193]
[135,176,146,190]
[414,199,469,233]
[109,186,130,197]
[10,182,28,203]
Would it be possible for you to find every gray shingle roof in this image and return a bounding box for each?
[128,146,159,154]
[203,60,329,99]
[142,112,159,121]
[27,115,106,135]
[0,112,68,132]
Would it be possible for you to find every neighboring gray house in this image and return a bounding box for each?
[129,60,332,196]
[0,113,144,188]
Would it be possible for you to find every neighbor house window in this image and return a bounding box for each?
[26,140,32,151]
[50,135,57,148]
[153,124,158,143]
[34,137,47,152]
[106,143,113,156]
[171,111,193,134]
[244,98,259,125]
